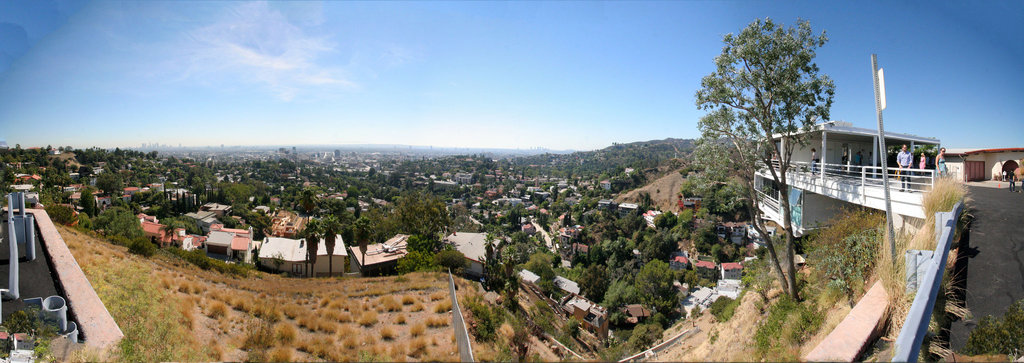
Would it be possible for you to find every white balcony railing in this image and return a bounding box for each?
[766,159,936,192]
[758,160,934,219]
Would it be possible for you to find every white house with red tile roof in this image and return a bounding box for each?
[206,224,255,263]
[721,262,743,280]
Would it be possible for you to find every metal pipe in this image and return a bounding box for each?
[42,295,68,333]
[4,193,20,300]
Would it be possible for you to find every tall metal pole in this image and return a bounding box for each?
[872,54,897,259]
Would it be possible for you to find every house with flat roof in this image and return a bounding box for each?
[444,232,498,278]
[756,121,940,236]
[349,234,409,276]
[258,236,348,277]
[185,210,221,233]
[943,148,1024,182]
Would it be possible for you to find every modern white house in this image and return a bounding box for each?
[755,121,940,236]
[258,235,348,277]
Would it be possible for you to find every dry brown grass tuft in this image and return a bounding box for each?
[342,334,359,350]
[207,301,228,319]
[269,347,292,362]
[282,303,303,319]
[410,322,426,337]
[410,302,424,312]
[409,337,429,358]
[358,311,378,327]
[426,316,449,328]
[275,322,297,344]
[402,295,416,305]
[429,291,446,301]
[381,326,397,340]
[433,300,452,313]
[380,296,403,312]
[394,314,407,325]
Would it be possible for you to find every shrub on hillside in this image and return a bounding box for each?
[434,250,468,272]
[166,248,250,277]
[709,294,742,322]
[962,299,1024,356]
[128,238,156,257]
[45,204,77,225]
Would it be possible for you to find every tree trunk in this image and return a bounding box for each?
[777,170,800,301]
[328,253,333,277]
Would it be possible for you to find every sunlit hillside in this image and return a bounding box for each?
[58,225,483,362]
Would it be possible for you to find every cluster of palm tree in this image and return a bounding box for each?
[300,209,372,278]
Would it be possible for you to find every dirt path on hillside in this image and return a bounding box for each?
[616,170,685,213]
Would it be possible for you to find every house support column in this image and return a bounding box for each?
[821,131,828,184]
[872,136,879,178]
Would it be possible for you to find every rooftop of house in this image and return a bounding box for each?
[623,304,652,319]
[259,236,347,262]
[350,234,409,267]
[554,276,580,295]
[694,260,717,269]
[518,269,541,284]
[444,232,497,262]
[722,262,743,270]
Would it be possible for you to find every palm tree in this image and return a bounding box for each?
[353,217,371,268]
[160,220,182,249]
[302,218,322,278]
[320,215,342,277]
[299,188,319,217]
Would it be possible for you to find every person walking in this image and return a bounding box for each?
[897,145,913,191]
[936,148,948,177]
[854,150,863,175]
[811,148,819,173]
[1011,167,1018,192]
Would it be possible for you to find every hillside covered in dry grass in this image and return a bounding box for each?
[58,225,478,362]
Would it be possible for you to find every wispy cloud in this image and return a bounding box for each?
[171,2,355,101]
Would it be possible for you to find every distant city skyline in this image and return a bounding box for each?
[1,1,1022,150]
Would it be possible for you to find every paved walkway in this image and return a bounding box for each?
[949,183,1024,350]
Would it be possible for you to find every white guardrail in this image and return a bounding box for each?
[448,270,475,362]
[891,200,964,362]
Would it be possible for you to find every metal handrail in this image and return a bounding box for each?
[766,160,936,190]
[891,200,964,362]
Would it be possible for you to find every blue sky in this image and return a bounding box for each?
[0,1,1021,150]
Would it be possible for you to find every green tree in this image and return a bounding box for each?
[435,249,468,272]
[579,264,609,302]
[694,18,834,300]
[94,207,144,239]
[635,260,678,316]
[524,252,556,296]
[96,172,123,196]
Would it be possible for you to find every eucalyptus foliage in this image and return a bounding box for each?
[694,18,835,300]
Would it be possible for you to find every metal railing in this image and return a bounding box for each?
[891,200,965,362]
[766,160,936,192]
[448,270,475,362]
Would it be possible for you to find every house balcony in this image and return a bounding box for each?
[756,160,935,234]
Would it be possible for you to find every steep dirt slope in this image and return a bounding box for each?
[615,170,686,213]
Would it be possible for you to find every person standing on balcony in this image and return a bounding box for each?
[897,144,913,191]
[811,148,819,173]
[854,150,863,174]
[936,148,948,178]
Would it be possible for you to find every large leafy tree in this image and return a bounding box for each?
[635,260,677,316]
[694,18,834,300]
